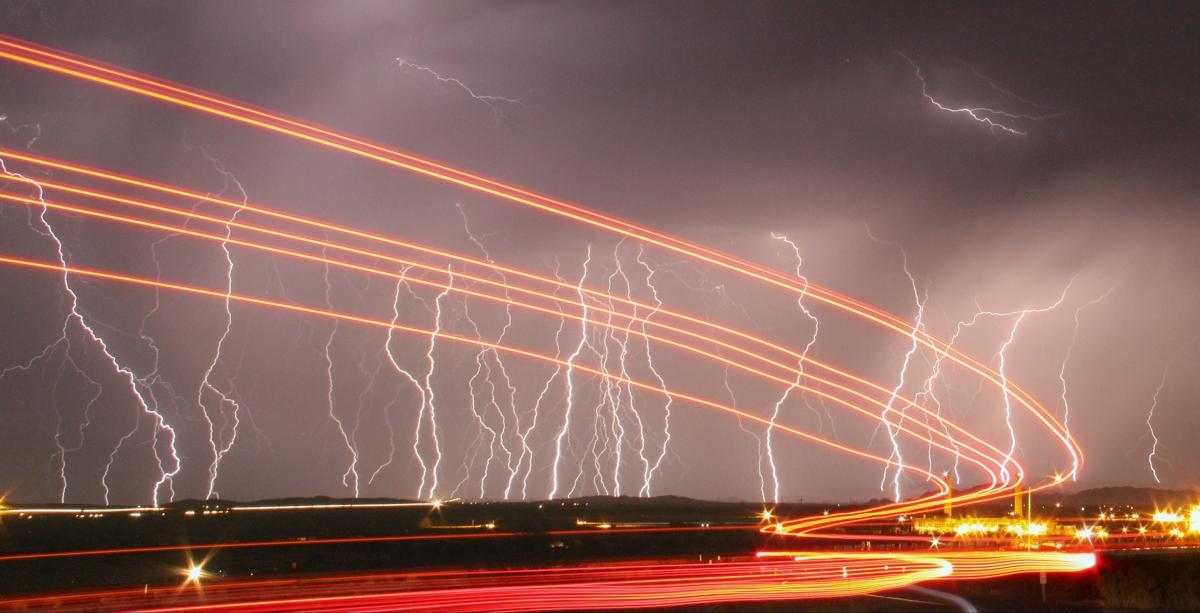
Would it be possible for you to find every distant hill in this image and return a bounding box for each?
[11,486,1196,511]
[1043,486,1199,509]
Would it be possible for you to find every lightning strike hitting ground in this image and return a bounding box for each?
[0,38,1116,604]
[1145,366,1170,484]
[1,147,180,505]
[371,266,426,487]
[194,149,249,500]
[636,245,673,497]
[321,257,359,497]
[1057,288,1113,446]
[455,204,522,499]
[418,266,453,500]
[864,228,928,502]
[764,232,821,504]
[990,280,1074,485]
[549,246,592,500]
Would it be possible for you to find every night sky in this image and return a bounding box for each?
[0,2,1197,505]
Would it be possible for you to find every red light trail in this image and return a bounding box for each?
[0,35,1097,609]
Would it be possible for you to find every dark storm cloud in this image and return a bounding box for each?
[0,1,1197,503]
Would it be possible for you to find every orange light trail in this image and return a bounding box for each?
[0,35,1097,609]
[0,253,1081,606]
[0,182,1011,484]
[0,254,967,490]
[0,144,1015,466]
[0,36,1085,489]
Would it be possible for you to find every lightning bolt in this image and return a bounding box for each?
[606,243,652,498]
[49,353,101,503]
[370,266,426,487]
[764,232,821,503]
[968,65,1064,118]
[992,280,1074,486]
[913,318,968,485]
[459,297,506,499]
[320,255,361,497]
[899,52,1050,136]
[454,203,522,499]
[724,362,768,502]
[193,148,249,500]
[1057,288,1113,446]
[549,246,592,500]
[598,242,636,497]
[636,245,673,497]
[394,57,523,121]
[866,228,928,502]
[1145,365,1170,484]
[418,266,452,500]
[1,138,179,505]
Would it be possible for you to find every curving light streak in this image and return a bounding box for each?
[0,175,1013,488]
[0,186,1011,494]
[0,36,1100,608]
[0,147,1061,484]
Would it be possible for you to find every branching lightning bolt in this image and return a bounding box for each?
[899,52,1051,136]
[194,149,249,500]
[764,233,821,503]
[0,151,180,505]
[549,246,592,500]
[394,58,523,121]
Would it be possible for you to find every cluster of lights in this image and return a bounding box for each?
[1152,511,1184,523]
[943,520,1048,538]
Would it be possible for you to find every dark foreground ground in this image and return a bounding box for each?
[0,496,1196,611]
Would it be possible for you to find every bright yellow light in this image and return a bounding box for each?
[431,499,443,509]
[1153,511,1183,523]
[1188,505,1200,534]
[183,563,206,585]
[759,510,774,521]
